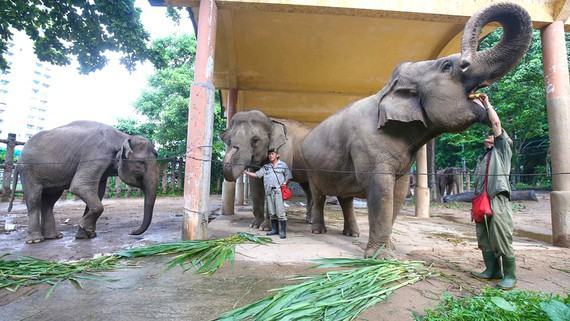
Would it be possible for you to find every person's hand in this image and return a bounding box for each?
[470,93,492,110]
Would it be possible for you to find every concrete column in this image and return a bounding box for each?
[182,0,218,240]
[115,177,122,198]
[415,144,430,218]
[244,175,249,203]
[541,21,570,247]
[465,171,471,192]
[221,88,238,215]
[235,175,244,205]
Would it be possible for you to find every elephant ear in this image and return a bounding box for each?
[116,138,134,161]
[269,120,288,151]
[377,72,427,129]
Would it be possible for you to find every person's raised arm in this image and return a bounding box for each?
[474,93,502,137]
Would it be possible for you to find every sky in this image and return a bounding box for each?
[45,0,194,129]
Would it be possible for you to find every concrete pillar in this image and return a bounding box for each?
[244,175,249,203]
[235,175,244,205]
[415,145,430,218]
[115,177,122,198]
[465,171,471,192]
[221,88,238,215]
[182,0,218,240]
[541,21,570,247]
[161,162,168,194]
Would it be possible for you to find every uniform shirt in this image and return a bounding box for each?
[255,160,293,193]
[474,130,512,199]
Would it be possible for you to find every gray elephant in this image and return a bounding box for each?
[300,3,532,257]
[437,167,463,199]
[8,121,159,244]
[221,110,359,236]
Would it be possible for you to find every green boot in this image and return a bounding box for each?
[266,219,279,236]
[497,257,516,290]
[471,251,503,280]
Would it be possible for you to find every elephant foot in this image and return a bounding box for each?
[249,218,264,229]
[311,222,327,234]
[259,219,271,231]
[364,240,395,259]
[44,232,64,240]
[342,226,360,237]
[75,226,97,239]
[26,232,45,244]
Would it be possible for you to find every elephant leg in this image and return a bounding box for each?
[24,184,44,244]
[392,174,409,226]
[338,196,359,237]
[41,190,64,240]
[72,182,105,239]
[250,179,269,230]
[364,174,395,258]
[310,183,327,234]
[299,182,313,223]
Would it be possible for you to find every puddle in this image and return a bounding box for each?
[514,229,551,243]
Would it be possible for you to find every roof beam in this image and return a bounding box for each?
[553,0,570,21]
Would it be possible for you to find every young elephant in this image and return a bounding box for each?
[301,3,532,257]
[8,121,159,244]
[221,110,359,236]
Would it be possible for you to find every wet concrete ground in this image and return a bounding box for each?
[0,193,569,320]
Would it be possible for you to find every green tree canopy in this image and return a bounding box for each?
[0,0,149,73]
[116,34,226,191]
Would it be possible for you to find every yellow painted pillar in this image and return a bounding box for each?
[415,145,430,218]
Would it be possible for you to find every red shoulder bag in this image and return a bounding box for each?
[272,166,293,201]
[471,153,493,223]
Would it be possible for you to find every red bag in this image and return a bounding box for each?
[280,185,293,200]
[471,153,493,223]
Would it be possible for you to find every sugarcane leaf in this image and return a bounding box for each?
[491,296,517,312]
[540,300,570,321]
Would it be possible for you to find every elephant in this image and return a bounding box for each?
[221,110,360,236]
[300,3,532,257]
[8,121,159,244]
[437,167,463,199]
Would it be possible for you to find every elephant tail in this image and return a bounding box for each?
[7,167,18,212]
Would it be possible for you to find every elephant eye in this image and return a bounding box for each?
[441,60,453,73]
[251,136,260,145]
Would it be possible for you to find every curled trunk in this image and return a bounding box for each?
[130,179,157,235]
[460,3,532,89]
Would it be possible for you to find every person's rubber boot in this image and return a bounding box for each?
[266,219,279,236]
[497,257,516,290]
[471,251,503,280]
[279,220,287,239]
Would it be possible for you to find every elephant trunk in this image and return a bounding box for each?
[129,173,158,235]
[460,3,532,89]
[222,146,246,181]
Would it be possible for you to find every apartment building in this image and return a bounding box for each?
[0,32,50,142]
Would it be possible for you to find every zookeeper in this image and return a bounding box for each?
[245,148,292,239]
[470,92,516,290]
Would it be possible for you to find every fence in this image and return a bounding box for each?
[0,133,25,202]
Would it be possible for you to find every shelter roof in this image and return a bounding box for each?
[151,0,570,126]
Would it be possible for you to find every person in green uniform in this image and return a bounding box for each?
[245,149,292,239]
[470,93,516,290]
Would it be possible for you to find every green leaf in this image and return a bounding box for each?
[491,296,516,312]
[540,300,570,321]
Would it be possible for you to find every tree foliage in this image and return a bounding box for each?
[0,0,149,73]
[116,34,226,192]
[436,29,570,186]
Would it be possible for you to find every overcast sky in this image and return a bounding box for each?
[46,0,194,129]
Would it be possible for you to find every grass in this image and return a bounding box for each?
[416,287,570,321]
[0,232,272,297]
[215,257,436,321]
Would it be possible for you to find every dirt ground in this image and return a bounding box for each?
[0,192,568,321]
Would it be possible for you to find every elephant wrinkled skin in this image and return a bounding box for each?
[221,111,360,236]
[300,3,532,257]
[9,121,159,244]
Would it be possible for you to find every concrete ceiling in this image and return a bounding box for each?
[152,0,570,127]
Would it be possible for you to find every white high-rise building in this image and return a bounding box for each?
[0,32,51,142]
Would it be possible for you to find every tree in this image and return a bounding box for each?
[0,0,149,73]
[116,34,226,192]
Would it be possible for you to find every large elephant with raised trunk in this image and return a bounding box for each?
[9,121,159,244]
[221,110,360,236]
[300,3,532,257]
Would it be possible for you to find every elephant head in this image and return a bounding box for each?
[377,3,532,133]
[116,136,159,235]
[221,110,287,181]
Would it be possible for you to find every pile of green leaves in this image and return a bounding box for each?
[0,254,120,297]
[417,287,570,321]
[117,232,273,275]
[1,233,272,296]
[215,258,435,321]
